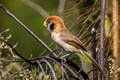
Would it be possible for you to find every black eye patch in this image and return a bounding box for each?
[47,21,54,31]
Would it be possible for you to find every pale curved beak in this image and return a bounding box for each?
[43,21,47,28]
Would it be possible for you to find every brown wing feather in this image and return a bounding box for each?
[60,31,87,51]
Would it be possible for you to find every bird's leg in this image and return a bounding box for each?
[60,49,68,62]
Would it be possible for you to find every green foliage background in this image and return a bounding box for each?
[0,0,59,57]
[0,0,89,58]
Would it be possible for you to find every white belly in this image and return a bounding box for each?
[51,33,79,52]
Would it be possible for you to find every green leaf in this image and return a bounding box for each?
[105,15,112,37]
[77,54,92,64]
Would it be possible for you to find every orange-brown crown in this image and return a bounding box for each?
[44,16,67,33]
[45,16,64,26]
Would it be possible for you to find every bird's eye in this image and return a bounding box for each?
[47,21,54,31]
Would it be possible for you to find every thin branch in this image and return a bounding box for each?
[30,54,88,79]
[22,0,49,18]
[36,61,45,74]
[55,61,70,80]
[7,65,30,80]
[39,59,57,80]
[64,64,78,79]
[91,28,98,80]
[30,56,78,79]
[79,50,107,79]
[99,0,106,79]
[0,38,31,64]
[36,64,40,80]
[66,58,89,80]
[0,60,25,66]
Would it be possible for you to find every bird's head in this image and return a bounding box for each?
[43,16,66,33]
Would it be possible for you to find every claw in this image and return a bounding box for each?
[61,53,71,59]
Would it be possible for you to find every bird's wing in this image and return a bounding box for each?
[60,31,87,51]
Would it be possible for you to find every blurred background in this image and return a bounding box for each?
[0,0,94,58]
[0,0,119,59]
[0,0,61,57]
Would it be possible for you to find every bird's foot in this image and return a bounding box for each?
[60,53,72,63]
[61,54,71,59]
[60,57,67,63]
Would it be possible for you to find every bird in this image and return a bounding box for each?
[43,17,107,77]
[43,16,91,63]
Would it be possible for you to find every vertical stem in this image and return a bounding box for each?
[91,28,97,80]
[112,0,119,58]
[112,0,119,79]
[100,0,106,79]
[58,0,66,19]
